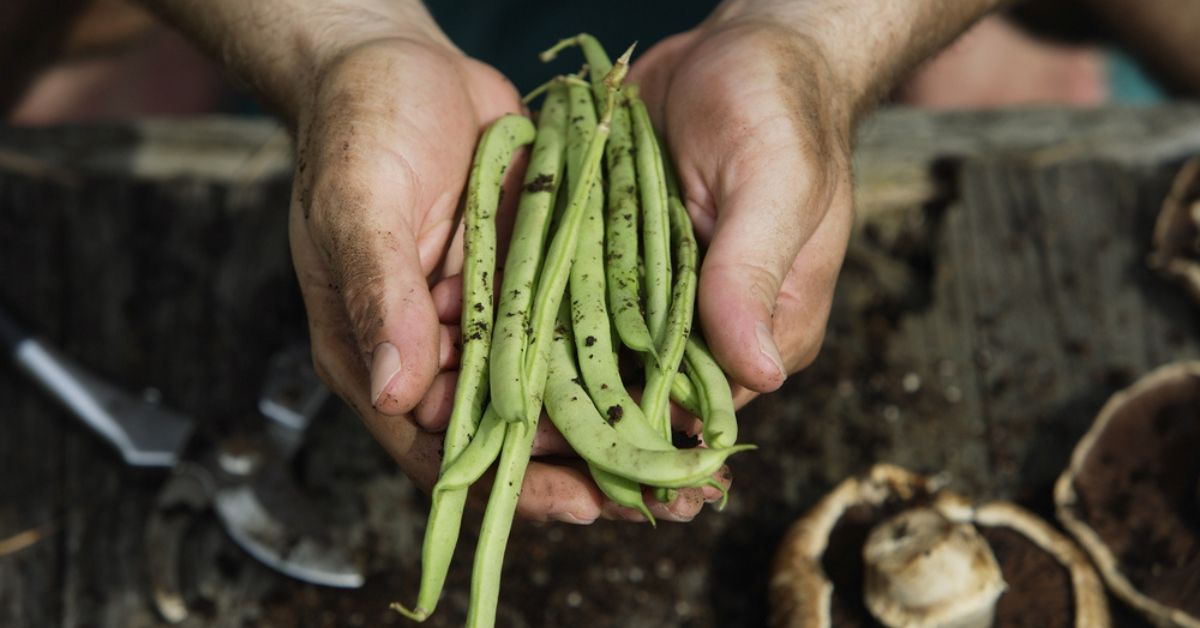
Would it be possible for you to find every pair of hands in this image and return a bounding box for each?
[291,14,855,523]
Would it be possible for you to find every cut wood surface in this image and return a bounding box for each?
[1,106,1198,627]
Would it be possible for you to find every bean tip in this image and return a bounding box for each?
[538,35,582,63]
[390,603,429,622]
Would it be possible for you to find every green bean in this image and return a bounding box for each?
[392,113,534,621]
[428,406,509,491]
[642,196,698,440]
[566,86,668,449]
[629,88,672,346]
[466,418,535,628]
[605,97,657,354]
[539,36,655,355]
[541,33,612,105]
[591,465,655,525]
[544,304,753,487]
[687,336,739,449]
[390,405,506,621]
[490,86,570,424]
[565,74,676,521]
[445,113,535,454]
[465,54,634,628]
[671,371,704,418]
[515,52,628,424]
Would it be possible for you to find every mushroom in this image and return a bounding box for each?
[1055,361,1200,628]
[1149,158,1200,302]
[862,505,1005,628]
[770,464,1109,628]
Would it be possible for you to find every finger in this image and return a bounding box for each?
[767,175,854,372]
[643,462,734,522]
[696,138,840,394]
[293,217,443,490]
[432,276,463,325]
[439,325,459,370]
[531,415,574,457]
[304,167,441,417]
[413,370,457,433]
[647,487,708,522]
[515,461,605,524]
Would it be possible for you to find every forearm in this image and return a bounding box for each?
[135,0,448,121]
[1083,0,1200,95]
[711,0,1007,120]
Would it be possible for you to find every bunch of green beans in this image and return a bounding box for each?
[391,35,750,628]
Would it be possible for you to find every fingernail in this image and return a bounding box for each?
[370,342,402,406]
[702,485,723,503]
[552,511,596,525]
[755,321,787,382]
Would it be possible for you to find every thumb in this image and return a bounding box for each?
[308,192,441,417]
[697,152,834,394]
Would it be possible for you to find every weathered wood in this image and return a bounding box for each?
[1,107,1198,626]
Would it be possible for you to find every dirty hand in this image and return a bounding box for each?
[631,18,855,406]
[631,0,1003,405]
[285,12,721,523]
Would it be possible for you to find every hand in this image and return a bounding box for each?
[290,31,725,523]
[631,18,857,406]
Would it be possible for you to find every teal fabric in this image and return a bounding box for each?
[1107,49,1167,104]
[426,0,717,93]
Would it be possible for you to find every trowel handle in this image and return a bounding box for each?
[0,302,193,468]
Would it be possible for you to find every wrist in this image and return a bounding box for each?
[140,0,454,123]
[708,0,1006,122]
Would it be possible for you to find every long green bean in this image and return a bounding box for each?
[447,113,535,454]
[389,405,506,620]
[629,88,672,346]
[491,86,570,424]
[561,76,655,522]
[466,419,535,628]
[641,196,697,438]
[392,114,534,621]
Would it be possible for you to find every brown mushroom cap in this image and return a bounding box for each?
[1055,361,1200,628]
[771,464,1110,628]
[1149,158,1200,302]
